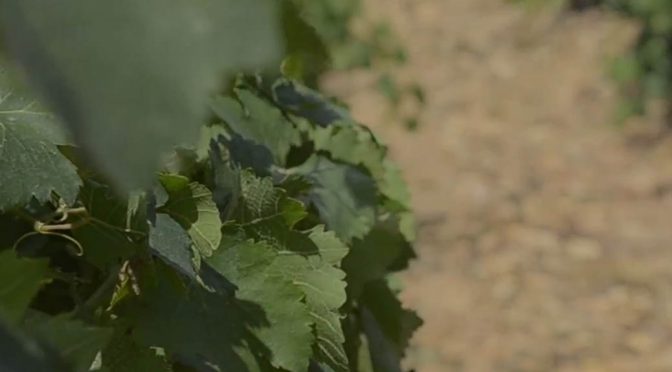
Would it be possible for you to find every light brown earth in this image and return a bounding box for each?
[323,1,672,371]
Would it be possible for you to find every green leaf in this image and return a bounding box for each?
[208,240,314,372]
[280,196,309,228]
[149,214,198,281]
[0,250,50,325]
[102,331,172,372]
[126,190,147,232]
[233,171,308,231]
[342,224,412,299]
[236,171,280,223]
[0,67,80,210]
[309,122,416,242]
[73,181,142,269]
[155,174,190,201]
[361,280,421,360]
[158,174,222,258]
[299,259,349,372]
[271,78,352,126]
[311,122,386,180]
[130,264,274,372]
[290,155,376,242]
[25,314,113,372]
[210,143,242,220]
[211,89,301,166]
[242,217,316,255]
[380,161,416,242]
[308,226,349,266]
[305,228,350,371]
[360,308,402,372]
[1,0,281,189]
[211,224,350,372]
[356,281,421,372]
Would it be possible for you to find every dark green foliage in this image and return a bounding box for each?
[0,3,420,371]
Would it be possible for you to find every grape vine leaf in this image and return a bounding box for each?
[299,258,349,371]
[130,264,275,372]
[208,240,314,372]
[360,307,402,372]
[235,171,281,223]
[308,226,349,266]
[268,77,418,242]
[361,280,422,360]
[311,122,386,180]
[342,224,412,299]
[290,155,376,242]
[271,79,351,126]
[215,190,350,372]
[101,331,172,372]
[302,228,350,371]
[380,161,416,242]
[0,250,50,325]
[24,313,113,372]
[308,120,417,242]
[211,89,301,166]
[234,171,308,228]
[0,68,80,210]
[0,0,281,190]
[209,142,242,220]
[157,174,222,258]
[149,214,198,281]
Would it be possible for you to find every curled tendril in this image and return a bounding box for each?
[12,221,85,257]
[54,205,88,223]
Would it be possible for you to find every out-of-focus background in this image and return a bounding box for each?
[319,0,672,370]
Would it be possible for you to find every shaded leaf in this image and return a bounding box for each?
[209,142,241,220]
[211,224,350,372]
[158,174,222,257]
[0,250,50,324]
[271,79,351,126]
[290,156,376,242]
[361,280,421,359]
[208,240,314,372]
[25,313,113,372]
[130,263,274,372]
[211,89,301,166]
[102,331,172,372]
[342,224,412,299]
[149,214,198,280]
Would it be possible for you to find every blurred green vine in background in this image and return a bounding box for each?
[285,0,425,130]
[512,0,672,124]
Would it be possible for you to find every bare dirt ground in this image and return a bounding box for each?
[324,0,672,371]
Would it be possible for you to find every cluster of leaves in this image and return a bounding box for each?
[0,1,420,371]
[284,0,425,130]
